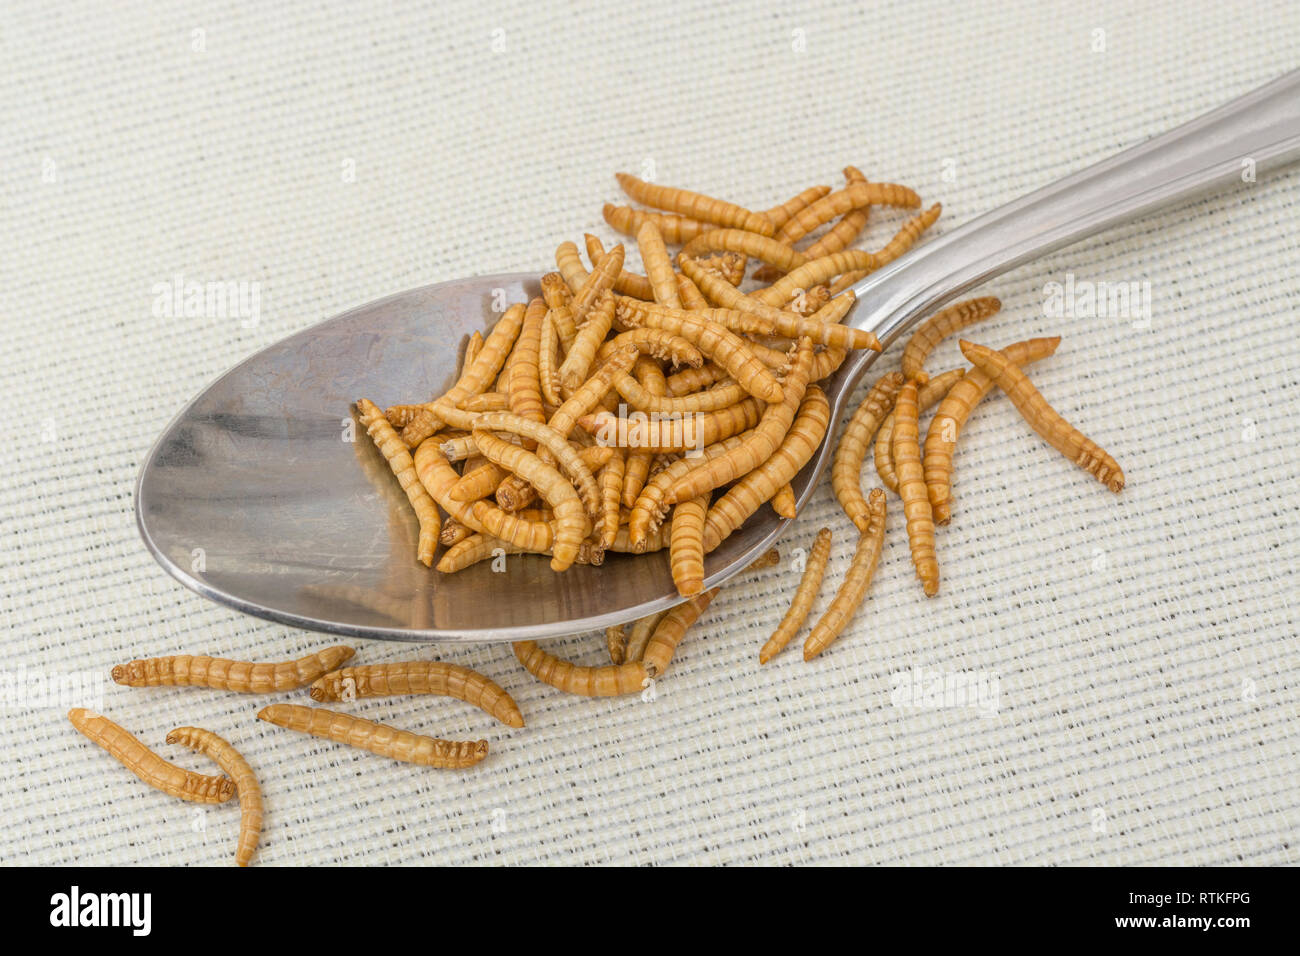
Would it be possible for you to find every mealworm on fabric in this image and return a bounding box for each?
[512,641,649,696]
[874,368,966,492]
[959,339,1125,492]
[681,229,807,274]
[924,336,1061,523]
[762,183,832,231]
[776,181,921,244]
[603,203,712,245]
[832,371,905,531]
[622,609,669,663]
[68,709,234,804]
[257,704,489,769]
[670,493,711,596]
[702,386,830,551]
[585,233,656,301]
[357,398,440,565]
[893,381,939,596]
[400,301,526,445]
[112,645,356,693]
[642,587,718,678]
[803,166,872,260]
[760,527,832,664]
[746,548,781,571]
[615,172,774,236]
[166,726,263,866]
[900,296,1002,384]
[606,624,627,665]
[309,661,524,728]
[803,491,886,660]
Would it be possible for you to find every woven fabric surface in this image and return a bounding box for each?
[2,0,1298,866]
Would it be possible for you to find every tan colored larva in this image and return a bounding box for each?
[257,704,488,769]
[746,548,781,571]
[623,609,669,663]
[507,297,547,425]
[474,411,601,518]
[893,381,939,597]
[555,241,587,293]
[681,229,808,274]
[309,661,525,729]
[579,397,762,454]
[760,527,832,664]
[540,272,578,349]
[472,430,587,571]
[603,203,712,245]
[461,392,510,413]
[384,403,426,429]
[558,290,617,391]
[749,249,882,308]
[900,297,1002,384]
[832,371,905,531]
[635,219,683,309]
[874,202,943,266]
[463,330,485,371]
[619,357,666,509]
[439,517,473,547]
[606,624,627,665]
[959,340,1125,493]
[761,183,830,231]
[357,399,440,565]
[598,452,625,548]
[584,233,656,301]
[803,491,886,660]
[569,242,624,326]
[670,493,710,596]
[665,362,728,396]
[112,645,356,693]
[449,460,508,502]
[776,181,921,244]
[803,166,872,260]
[668,339,814,503]
[676,271,710,309]
[437,533,511,572]
[68,709,235,804]
[874,368,966,492]
[703,386,830,551]
[513,640,649,696]
[596,328,702,368]
[642,587,718,678]
[614,373,748,414]
[694,251,747,286]
[615,172,774,237]
[538,310,563,407]
[614,299,784,403]
[925,336,1061,523]
[166,726,263,866]
[627,433,750,547]
[468,499,554,554]
[400,301,526,445]
[770,483,797,518]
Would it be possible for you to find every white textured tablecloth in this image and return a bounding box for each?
[2,0,1298,866]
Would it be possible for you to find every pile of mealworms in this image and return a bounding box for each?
[73,168,1124,864]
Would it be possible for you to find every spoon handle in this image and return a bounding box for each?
[847,68,1300,352]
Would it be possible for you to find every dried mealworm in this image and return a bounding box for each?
[570,243,623,326]
[439,517,473,546]
[450,460,508,502]
[606,625,627,665]
[598,452,625,548]
[670,493,710,596]
[437,532,518,572]
[875,202,943,265]
[901,297,1002,384]
[112,645,356,693]
[462,330,484,371]
[580,397,762,454]
[770,483,797,518]
[776,181,921,244]
[384,403,426,429]
[541,272,578,349]
[555,240,589,294]
[636,219,684,309]
[472,430,587,571]
[614,299,784,403]
[596,328,702,367]
[924,336,1061,523]
[803,166,872,260]
[668,339,814,503]
[695,251,747,285]
[676,271,710,309]
[68,709,235,804]
[507,297,547,425]
[603,203,712,244]
[763,183,832,231]
[539,309,563,407]
[619,358,665,507]
[558,291,616,391]
[467,499,553,554]
[760,527,832,664]
[803,491,886,660]
[614,375,749,414]
[959,340,1125,492]
[642,588,718,678]
[357,398,440,565]
[746,548,781,571]
[666,363,728,395]
[832,371,905,531]
[682,228,808,274]
[874,368,966,492]
[400,301,526,445]
[615,172,774,236]
[893,381,939,596]
[258,704,488,769]
[166,726,262,866]
[513,641,649,696]
[627,433,749,547]
[623,610,669,663]
[702,386,830,551]
[585,233,656,301]
[474,411,601,518]
[461,392,510,413]
[749,250,881,307]
[309,661,524,728]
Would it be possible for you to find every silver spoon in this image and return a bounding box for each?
[137,70,1300,642]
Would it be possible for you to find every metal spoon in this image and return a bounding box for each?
[137,70,1300,642]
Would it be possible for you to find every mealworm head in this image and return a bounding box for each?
[110,665,126,683]
[309,686,326,701]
